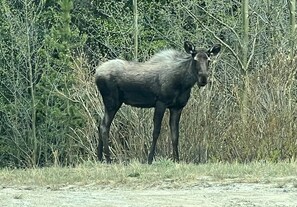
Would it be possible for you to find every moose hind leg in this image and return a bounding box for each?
[98,126,104,161]
[169,108,182,162]
[99,105,120,163]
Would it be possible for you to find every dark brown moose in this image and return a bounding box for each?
[95,41,221,164]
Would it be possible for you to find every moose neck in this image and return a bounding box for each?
[182,56,199,89]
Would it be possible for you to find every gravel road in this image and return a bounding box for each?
[1,182,297,207]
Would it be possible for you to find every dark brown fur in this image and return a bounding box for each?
[95,41,221,164]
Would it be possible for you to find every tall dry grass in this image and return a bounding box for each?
[68,52,296,164]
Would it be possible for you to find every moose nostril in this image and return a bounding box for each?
[198,76,208,86]
[202,76,207,83]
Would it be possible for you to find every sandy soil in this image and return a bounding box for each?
[1,182,297,207]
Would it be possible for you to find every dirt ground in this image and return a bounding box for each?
[1,182,297,207]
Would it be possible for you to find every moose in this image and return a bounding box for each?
[95,41,221,164]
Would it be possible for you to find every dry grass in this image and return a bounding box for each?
[1,161,297,189]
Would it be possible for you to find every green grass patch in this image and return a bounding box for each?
[1,160,296,189]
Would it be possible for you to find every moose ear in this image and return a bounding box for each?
[208,44,221,56]
[184,41,196,55]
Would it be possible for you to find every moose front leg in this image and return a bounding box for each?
[169,108,182,162]
[148,102,166,164]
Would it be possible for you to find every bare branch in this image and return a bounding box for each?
[196,4,242,47]
[183,6,244,72]
[247,31,257,71]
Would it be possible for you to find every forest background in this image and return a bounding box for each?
[0,0,296,168]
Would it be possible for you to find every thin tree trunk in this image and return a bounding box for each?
[241,0,249,125]
[287,0,296,141]
[289,0,296,59]
[25,0,37,167]
[133,0,138,61]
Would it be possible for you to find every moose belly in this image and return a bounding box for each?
[121,89,157,108]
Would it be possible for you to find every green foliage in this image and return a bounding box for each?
[0,0,88,167]
[33,0,88,166]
